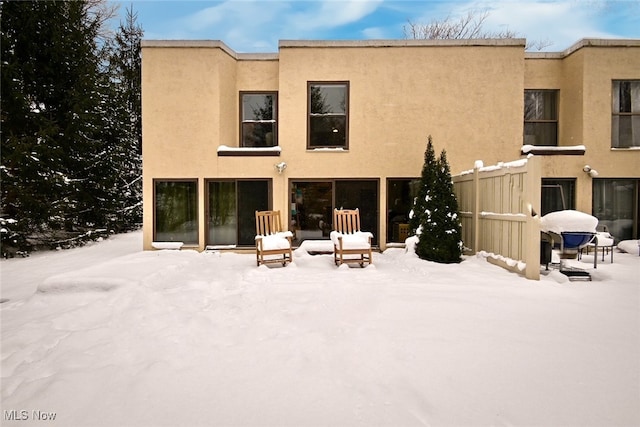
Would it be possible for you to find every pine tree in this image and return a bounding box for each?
[430,149,463,263]
[410,136,463,263]
[100,5,143,231]
[2,1,98,236]
[1,0,116,247]
[409,136,438,237]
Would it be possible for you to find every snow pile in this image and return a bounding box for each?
[1,231,639,426]
[297,239,334,253]
[618,239,640,255]
[540,209,598,234]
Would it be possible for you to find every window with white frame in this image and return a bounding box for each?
[612,80,640,148]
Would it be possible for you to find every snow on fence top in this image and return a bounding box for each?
[458,156,530,176]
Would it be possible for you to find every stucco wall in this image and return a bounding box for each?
[142,40,526,250]
[142,43,236,250]
[525,43,640,214]
[277,42,525,176]
[142,39,639,251]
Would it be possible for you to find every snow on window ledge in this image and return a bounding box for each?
[307,147,347,152]
[521,145,585,155]
[611,146,640,150]
[152,242,184,250]
[205,245,237,251]
[217,145,281,156]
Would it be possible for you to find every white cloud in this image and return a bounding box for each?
[361,26,389,39]
[135,0,638,53]
[166,0,384,51]
[284,0,384,33]
[170,1,293,51]
[405,0,635,51]
[182,1,290,32]
[478,0,612,50]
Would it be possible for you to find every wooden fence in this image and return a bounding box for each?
[452,156,541,280]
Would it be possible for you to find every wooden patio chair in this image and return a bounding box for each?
[331,208,373,267]
[255,210,293,267]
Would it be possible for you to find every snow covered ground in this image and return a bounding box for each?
[1,230,639,426]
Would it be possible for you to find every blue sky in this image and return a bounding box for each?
[110,0,640,52]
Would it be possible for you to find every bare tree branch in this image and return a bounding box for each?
[403,9,553,51]
[83,0,120,41]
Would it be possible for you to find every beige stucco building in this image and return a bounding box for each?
[141,38,640,252]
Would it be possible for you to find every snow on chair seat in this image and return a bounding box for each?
[332,208,373,267]
[330,231,373,250]
[255,210,293,267]
[259,232,294,250]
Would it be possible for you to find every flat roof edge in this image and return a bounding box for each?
[564,38,640,55]
[141,40,238,58]
[525,52,565,59]
[236,53,279,61]
[141,38,640,58]
[526,38,640,59]
[279,39,527,48]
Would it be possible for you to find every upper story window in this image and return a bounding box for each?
[524,90,558,146]
[241,92,277,147]
[308,82,349,149]
[612,80,640,148]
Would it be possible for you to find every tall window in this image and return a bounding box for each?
[387,179,420,243]
[207,180,270,246]
[593,179,639,241]
[612,81,640,148]
[308,82,349,149]
[524,90,558,146]
[241,92,277,147]
[154,180,198,244]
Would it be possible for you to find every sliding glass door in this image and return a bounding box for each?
[593,179,639,240]
[291,180,378,245]
[207,180,270,247]
[386,179,420,243]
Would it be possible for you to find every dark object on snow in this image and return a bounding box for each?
[540,232,552,270]
[559,266,592,281]
[541,231,596,281]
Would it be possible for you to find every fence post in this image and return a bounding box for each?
[524,155,541,280]
[472,164,480,254]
